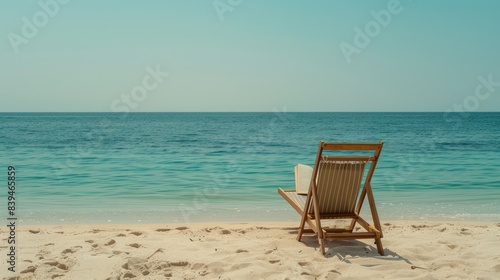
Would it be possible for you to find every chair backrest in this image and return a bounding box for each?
[314,161,367,214]
[308,141,384,215]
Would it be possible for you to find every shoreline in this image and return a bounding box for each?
[14,209,500,225]
[1,220,499,279]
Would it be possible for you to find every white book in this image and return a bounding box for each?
[295,164,313,195]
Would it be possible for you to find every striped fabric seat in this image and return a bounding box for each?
[285,161,367,214]
[314,161,367,214]
[286,191,308,210]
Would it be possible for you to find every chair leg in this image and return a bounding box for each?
[297,210,308,241]
[318,235,325,255]
[296,227,304,241]
[375,238,384,256]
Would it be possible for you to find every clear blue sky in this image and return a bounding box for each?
[1,0,499,112]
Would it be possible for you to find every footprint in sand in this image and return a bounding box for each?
[298,261,309,267]
[460,228,472,235]
[412,224,431,229]
[29,229,41,234]
[156,228,170,232]
[176,226,188,231]
[62,246,82,254]
[122,272,136,278]
[21,266,37,273]
[128,243,141,248]
[170,261,189,267]
[329,269,341,275]
[44,261,69,271]
[85,240,94,244]
[269,260,280,264]
[129,231,142,236]
[236,249,248,253]
[105,240,116,246]
[117,233,126,237]
[51,274,65,279]
[221,229,231,235]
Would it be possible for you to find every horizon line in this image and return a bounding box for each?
[0,111,499,114]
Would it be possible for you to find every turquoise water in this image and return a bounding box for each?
[0,112,499,224]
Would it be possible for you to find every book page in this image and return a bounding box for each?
[295,164,313,195]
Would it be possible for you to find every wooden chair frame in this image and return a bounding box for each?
[278,140,385,255]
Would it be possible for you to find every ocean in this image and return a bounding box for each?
[0,112,499,224]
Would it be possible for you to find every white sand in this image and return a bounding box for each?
[1,221,499,279]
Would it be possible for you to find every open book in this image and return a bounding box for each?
[295,164,313,195]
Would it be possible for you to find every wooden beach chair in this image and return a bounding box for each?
[278,140,385,255]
